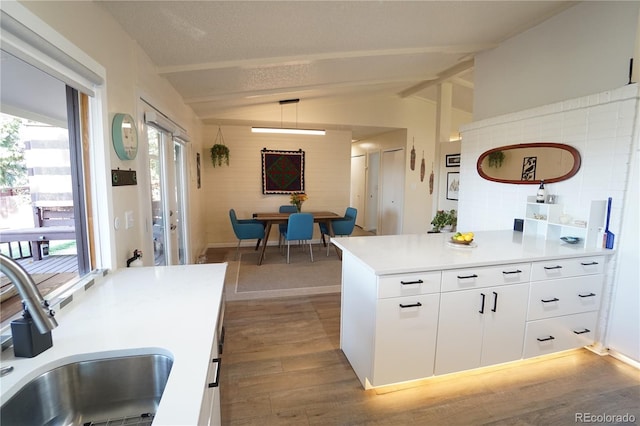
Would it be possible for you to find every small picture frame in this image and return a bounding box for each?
[446,172,460,201]
[196,152,201,189]
[446,154,460,167]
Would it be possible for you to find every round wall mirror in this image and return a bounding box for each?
[476,142,581,184]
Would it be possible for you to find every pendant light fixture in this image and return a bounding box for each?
[252,99,326,136]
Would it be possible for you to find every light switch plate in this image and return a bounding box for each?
[125,211,134,229]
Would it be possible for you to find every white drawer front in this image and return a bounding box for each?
[527,275,603,320]
[378,271,441,298]
[531,256,604,281]
[441,263,530,292]
[523,312,598,358]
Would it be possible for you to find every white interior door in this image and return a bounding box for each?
[380,148,404,235]
[350,155,366,228]
[366,151,380,232]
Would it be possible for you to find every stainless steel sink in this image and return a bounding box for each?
[1,353,173,426]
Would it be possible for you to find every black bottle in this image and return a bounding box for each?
[536,180,546,203]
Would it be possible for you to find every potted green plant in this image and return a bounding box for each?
[210,143,230,167]
[488,150,505,168]
[431,209,457,232]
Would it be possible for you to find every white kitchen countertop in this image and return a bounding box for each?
[332,230,611,275]
[0,263,227,425]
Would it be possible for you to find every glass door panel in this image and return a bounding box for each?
[147,126,166,266]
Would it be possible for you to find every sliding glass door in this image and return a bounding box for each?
[146,121,188,266]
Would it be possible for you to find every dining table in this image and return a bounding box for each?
[252,211,342,265]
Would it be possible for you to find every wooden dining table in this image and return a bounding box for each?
[252,211,342,265]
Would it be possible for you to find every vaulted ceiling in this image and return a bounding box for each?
[98,1,574,138]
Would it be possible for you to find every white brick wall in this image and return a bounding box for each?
[459,84,638,237]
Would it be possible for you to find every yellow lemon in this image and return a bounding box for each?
[464,235,472,242]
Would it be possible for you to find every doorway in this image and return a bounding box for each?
[379,148,405,235]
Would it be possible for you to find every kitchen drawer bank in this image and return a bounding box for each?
[333,231,610,389]
[0,264,227,425]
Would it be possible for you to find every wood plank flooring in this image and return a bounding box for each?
[221,293,640,425]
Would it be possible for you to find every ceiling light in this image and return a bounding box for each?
[251,127,325,136]
[252,99,325,136]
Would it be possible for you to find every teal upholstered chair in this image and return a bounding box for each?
[320,207,357,255]
[278,205,298,247]
[229,209,265,260]
[283,213,314,263]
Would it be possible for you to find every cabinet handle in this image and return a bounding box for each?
[537,336,555,342]
[541,297,560,303]
[543,265,563,270]
[578,292,596,298]
[400,279,423,285]
[573,328,591,335]
[580,261,599,266]
[208,357,222,388]
[479,293,486,314]
[399,302,422,308]
[491,292,498,312]
[457,274,478,279]
[502,270,522,275]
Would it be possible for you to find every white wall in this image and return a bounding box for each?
[474,2,639,121]
[201,125,351,246]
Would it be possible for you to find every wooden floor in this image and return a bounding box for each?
[0,254,78,322]
[221,293,640,425]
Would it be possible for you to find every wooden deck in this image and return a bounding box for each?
[1,254,78,323]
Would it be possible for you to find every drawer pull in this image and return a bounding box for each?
[399,302,422,308]
[573,328,591,335]
[537,336,555,342]
[479,293,486,314]
[502,270,522,275]
[208,357,222,388]
[541,297,560,303]
[491,291,498,312]
[400,279,424,285]
[580,261,599,266]
[543,265,563,270]
[457,274,478,279]
[578,292,596,298]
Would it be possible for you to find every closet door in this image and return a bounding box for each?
[379,148,404,235]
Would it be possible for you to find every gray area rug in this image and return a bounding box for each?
[236,246,341,293]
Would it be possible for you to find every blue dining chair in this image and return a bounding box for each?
[278,205,298,247]
[229,209,265,260]
[283,213,314,263]
[320,207,357,255]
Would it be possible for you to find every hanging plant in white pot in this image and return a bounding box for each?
[210,127,230,167]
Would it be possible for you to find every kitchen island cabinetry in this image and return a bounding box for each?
[523,256,604,358]
[333,231,611,389]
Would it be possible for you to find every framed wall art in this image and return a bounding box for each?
[261,148,305,194]
[446,154,460,167]
[446,172,460,201]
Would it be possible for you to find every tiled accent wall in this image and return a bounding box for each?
[459,84,639,348]
[459,84,638,238]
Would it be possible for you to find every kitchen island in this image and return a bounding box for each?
[332,230,611,389]
[0,263,226,425]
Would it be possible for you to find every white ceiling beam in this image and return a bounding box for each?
[398,59,475,98]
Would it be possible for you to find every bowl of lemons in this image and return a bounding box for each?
[451,231,474,245]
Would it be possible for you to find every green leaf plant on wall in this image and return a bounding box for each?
[210,127,230,167]
[488,150,505,168]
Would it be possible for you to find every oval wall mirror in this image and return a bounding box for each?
[476,142,581,184]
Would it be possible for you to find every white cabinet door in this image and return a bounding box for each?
[373,293,440,386]
[435,284,529,375]
[480,283,529,367]
[435,289,484,375]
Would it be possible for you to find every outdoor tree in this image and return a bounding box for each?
[0,116,27,188]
